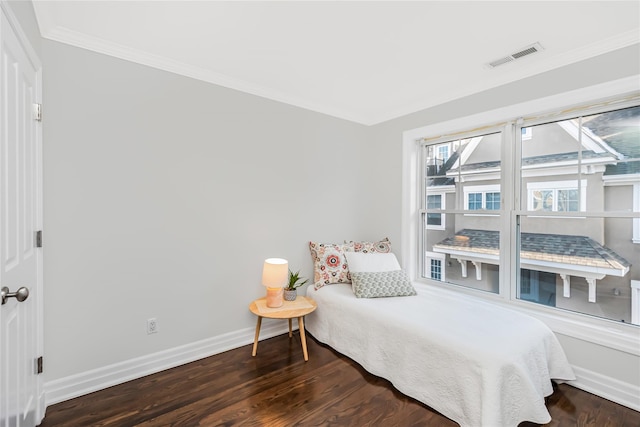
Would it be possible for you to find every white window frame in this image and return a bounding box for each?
[402,76,640,357]
[526,180,587,212]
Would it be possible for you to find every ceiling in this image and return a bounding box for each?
[32,1,640,125]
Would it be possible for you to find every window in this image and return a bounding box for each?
[486,192,501,210]
[519,269,556,307]
[426,194,444,228]
[421,131,502,294]
[425,252,446,282]
[426,142,452,175]
[413,99,639,327]
[464,185,501,211]
[404,78,640,363]
[527,181,586,212]
[430,259,442,280]
[517,108,637,321]
[468,193,482,210]
[437,144,450,164]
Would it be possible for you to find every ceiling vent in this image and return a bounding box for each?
[487,42,544,68]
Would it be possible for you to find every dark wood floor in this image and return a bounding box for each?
[40,332,639,427]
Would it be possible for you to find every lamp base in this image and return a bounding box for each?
[266,287,284,308]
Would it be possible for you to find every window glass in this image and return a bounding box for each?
[426,194,444,228]
[517,106,639,324]
[486,192,500,210]
[430,259,442,280]
[437,144,450,164]
[468,193,482,210]
[558,189,578,212]
[421,131,501,294]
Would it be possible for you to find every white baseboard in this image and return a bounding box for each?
[45,326,640,414]
[44,322,290,406]
[568,365,640,412]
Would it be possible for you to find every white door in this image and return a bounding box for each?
[0,7,44,427]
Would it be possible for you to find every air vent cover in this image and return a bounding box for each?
[487,42,544,68]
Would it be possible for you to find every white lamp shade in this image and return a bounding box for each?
[262,258,288,288]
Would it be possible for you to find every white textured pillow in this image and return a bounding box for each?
[344,252,401,273]
[350,270,416,298]
[345,252,416,298]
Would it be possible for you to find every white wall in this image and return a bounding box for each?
[41,38,392,383]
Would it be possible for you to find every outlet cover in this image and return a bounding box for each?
[147,318,158,334]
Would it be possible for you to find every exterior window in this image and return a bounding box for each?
[437,144,450,164]
[430,259,442,280]
[425,252,446,282]
[528,181,586,212]
[519,269,556,307]
[468,193,482,210]
[464,185,501,211]
[426,190,449,230]
[426,194,442,227]
[486,192,501,210]
[426,143,452,174]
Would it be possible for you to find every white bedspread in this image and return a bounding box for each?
[305,283,575,427]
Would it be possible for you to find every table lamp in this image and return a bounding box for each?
[262,258,288,307]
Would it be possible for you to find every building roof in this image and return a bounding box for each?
[429,106,639,182]
[446,150,614,175]
[584,106,640,176]
[433,229,631,274]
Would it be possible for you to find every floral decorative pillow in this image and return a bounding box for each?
[344,237,392,253]
[309,241,351,290]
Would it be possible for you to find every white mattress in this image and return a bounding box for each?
[305,283,575,427]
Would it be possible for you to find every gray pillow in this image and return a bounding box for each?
[350,270,416,298]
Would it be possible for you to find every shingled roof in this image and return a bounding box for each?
[433,229,631,273]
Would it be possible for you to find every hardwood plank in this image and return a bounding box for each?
[39,333,639,426]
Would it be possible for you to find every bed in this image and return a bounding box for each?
[304,282,575,427]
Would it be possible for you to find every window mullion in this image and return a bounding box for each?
[501,122,516,300]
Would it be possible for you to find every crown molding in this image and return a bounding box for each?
[40,24,371,125]
[35,15,639,126]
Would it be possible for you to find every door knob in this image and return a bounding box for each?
[1,286,29,305]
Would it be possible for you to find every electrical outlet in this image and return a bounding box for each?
[147,318,158,334]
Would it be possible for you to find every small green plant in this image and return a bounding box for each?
[286,269,308,290]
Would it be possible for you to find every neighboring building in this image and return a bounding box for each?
[425,106,639,324]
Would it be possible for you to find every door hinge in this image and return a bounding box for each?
[33,103,42,122]
[36,356,43,374]
[36,230,42,248]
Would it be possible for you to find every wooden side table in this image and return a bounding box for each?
[249,296,317,361]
